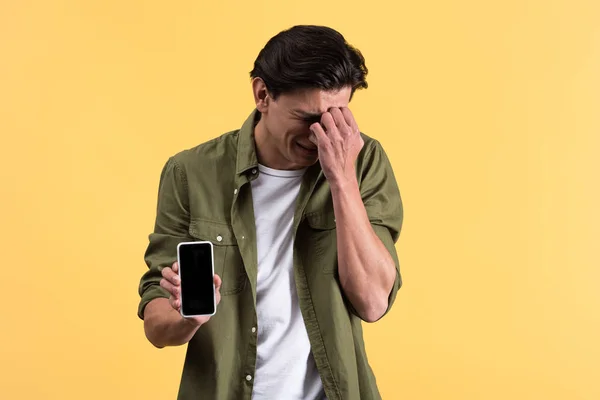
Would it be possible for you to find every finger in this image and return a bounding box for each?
[340,107,359,133]
[171,261,178,273]
[328,107,348,129]
[309,122,329,147]
[320,111,344,143]
[169,295,180,311]
[161,265,180,285]
[329,107,353,139]
[320,112,337,133]
[308,127,320,146]
[160,278,180,297]
[214,274,222,305]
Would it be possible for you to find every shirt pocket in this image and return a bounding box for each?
[189,218,247,295]
[305,211,338,274]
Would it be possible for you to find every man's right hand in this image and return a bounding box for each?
[159,261,222,327]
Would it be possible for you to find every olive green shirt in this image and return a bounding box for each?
[138,110,403,400]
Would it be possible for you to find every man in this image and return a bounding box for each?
[138,25,403,400]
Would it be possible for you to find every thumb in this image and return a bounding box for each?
[214,274,222,305]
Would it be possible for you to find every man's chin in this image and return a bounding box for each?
[295,152,319,166]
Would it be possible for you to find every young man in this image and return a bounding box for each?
[138,25,403,400]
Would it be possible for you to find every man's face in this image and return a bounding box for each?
[255,85,352,170]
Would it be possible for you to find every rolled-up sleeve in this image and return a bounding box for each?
[358,138,404,319]
[137,157,191,319]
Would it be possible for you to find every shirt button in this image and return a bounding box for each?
[246,375,252,381]
[216,235,223,242]
[251,327,256,333]
[251,168,257,174]
[241,235,245,240]
[234,188,238,195]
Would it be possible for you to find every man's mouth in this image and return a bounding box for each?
[297,142,318,152]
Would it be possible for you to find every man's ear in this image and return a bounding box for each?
[252,77,271,113]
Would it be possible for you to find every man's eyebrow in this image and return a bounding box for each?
[291,110,322,120]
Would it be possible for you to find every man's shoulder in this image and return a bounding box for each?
[169,129,240,169]
[359,132,384,158]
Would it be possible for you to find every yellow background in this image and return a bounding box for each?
[1,0,599,399]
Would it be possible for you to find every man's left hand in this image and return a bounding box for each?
[308,107,364,187]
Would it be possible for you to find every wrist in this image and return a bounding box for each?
[329,173,359,194]
[181,316,202,329]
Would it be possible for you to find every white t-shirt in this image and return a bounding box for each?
[250,164,326,400]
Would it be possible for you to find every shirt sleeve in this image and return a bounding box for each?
[356,138,404,320]
[137,157,191,319]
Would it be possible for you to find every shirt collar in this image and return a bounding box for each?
[236,109,260,175]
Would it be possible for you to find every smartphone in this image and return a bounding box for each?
[176,241,216,317]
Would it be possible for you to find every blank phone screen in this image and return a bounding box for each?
[178,242,215,316]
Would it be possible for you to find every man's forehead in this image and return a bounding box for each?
[286,87,351,114]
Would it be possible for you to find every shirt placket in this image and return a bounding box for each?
[291,167,342,400]
[230,167,259,398]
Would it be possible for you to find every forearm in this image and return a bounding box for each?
[143,298,200,348]
[331,177,396,322]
